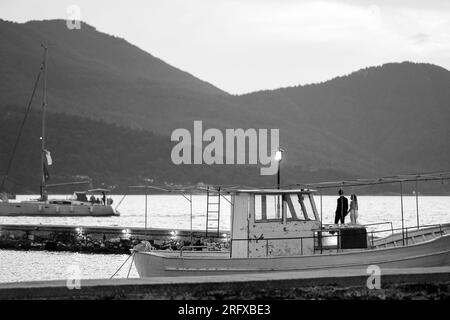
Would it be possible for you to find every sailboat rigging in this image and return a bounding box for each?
[40,44,48,201]
[0,45,118,216]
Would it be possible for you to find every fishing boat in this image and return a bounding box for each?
[133,183,450,277]
[0,46,118,217]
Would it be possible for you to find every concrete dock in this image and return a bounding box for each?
[0,224,230,253]
[0,267,449,299]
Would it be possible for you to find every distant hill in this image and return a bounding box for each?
[0,19,235,131]
[0,105,273,193]
[1,105,447,194]
[1,19,450,192]
[238,62,450,175]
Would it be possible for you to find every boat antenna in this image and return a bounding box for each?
[40,44,48,200]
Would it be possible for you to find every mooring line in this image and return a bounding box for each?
[126,252,135,278]
[114,192,128,211]
[110,252,134,279]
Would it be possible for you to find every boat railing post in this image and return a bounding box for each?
[405,227,408,246]
[313,232,317,254]
[320,232,323,254]
[144,188,148,230]
[300,237,303,255]
[190,193,193,245]
[400,181,405,246]
[415,178,420,230]
[371,231,374,247]
[266,239,269,257]
[337,230,340,253]
[320,191,323,229]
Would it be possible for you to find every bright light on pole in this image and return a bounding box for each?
[275,150,283,162]
[276,148,284,189]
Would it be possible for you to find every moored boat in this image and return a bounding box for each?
[133,188,450,277]
[0,189,117,217]
[0,46,118,217]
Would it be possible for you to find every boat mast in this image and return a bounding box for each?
[40,45,48,200]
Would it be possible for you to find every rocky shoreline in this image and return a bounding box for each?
[0,224,228,254]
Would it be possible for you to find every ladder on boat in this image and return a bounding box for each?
[205,187,221,238]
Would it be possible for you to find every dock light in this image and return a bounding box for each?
[275,150,283,162]
[275,148,284,189]
[122,229,131,238]
[75,227,83,235]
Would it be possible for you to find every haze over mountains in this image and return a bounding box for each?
[1,19,449,193]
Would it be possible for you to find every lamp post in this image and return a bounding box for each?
[275,148,284,189]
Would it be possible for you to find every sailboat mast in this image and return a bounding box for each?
[40,45,48,199]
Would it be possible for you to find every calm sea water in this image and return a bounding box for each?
[1,195,449,283]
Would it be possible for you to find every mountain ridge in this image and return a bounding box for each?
[1,19,449,189]
[239,61,450,96]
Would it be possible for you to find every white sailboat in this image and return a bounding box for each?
[0,46,118,217]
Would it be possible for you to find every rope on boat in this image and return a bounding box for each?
[114,192,128,211]
[126,253,135,279]
[1,61,43,191]
[110,252,135,279]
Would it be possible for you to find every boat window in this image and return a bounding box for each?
[255,194,283,221]
[284,194,315,221]
[75,192,88,202]
[285,194,303,220]
[254,193,316,222]
[50,200,71,205]
[297,194,316,220]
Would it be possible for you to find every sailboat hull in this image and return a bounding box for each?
[134,234,450,277]
[0,201,117,216]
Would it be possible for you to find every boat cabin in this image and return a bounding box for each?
[72,191,89,202]
[70,188,113,206]
[230,189,368,258]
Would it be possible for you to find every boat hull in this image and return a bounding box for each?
[134,234,450,277]
[0,201,117,216]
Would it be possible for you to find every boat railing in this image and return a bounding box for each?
[180,245,224,256]
[368,223,445,248]
[363,221,394,235]
[228,223,446,257]
[230,233,341,256]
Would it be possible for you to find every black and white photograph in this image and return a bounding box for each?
[0,0,450,307]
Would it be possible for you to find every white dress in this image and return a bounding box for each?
[349,201,359,224]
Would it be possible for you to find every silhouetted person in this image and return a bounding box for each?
[334,189,348,224]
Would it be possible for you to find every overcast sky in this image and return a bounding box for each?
[1,0,450,94]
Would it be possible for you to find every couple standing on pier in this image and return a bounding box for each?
[334,189,359,224]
